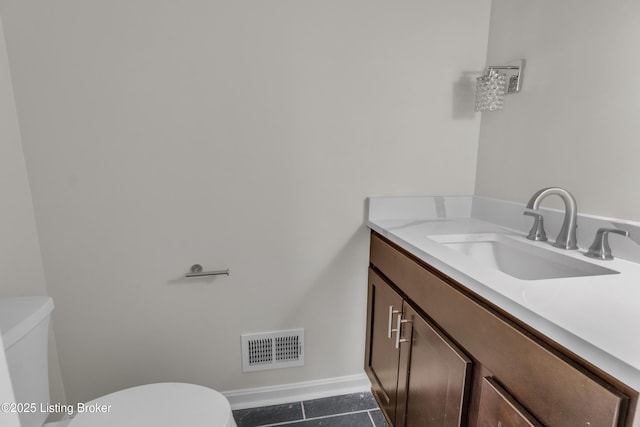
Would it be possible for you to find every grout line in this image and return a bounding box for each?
[256,408,376,427]
[367,410,376,426]
[300,401,306,420]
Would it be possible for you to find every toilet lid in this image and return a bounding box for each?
[68,383,236,427]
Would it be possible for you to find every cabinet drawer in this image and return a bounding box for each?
[370,232,629,426]
[477,377,542,427]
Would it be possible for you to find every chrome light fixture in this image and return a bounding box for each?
[475,59,524,112]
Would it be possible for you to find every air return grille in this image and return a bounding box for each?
[241,329,304,372]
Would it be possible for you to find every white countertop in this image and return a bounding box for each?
[366,196,640,391]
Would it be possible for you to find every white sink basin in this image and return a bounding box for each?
[428,233,619,280]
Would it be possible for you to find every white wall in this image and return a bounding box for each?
[0,14,46,301]
[0,15,66,409]
[476,0,640,220]
[0,0,491,403]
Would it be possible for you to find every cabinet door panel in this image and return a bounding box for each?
[398,304,472,427]
[477,377,542,427]
[365,269,404,424]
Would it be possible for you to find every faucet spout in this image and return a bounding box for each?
[526,187,578,250]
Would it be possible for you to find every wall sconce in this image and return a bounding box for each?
[475,59,524,112]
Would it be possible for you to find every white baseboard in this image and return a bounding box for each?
[222,373,371,410]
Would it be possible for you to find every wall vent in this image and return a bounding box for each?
[241,329,304,372]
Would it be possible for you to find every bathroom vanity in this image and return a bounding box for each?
[364,196,640,427]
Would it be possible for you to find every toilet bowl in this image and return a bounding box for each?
[0,297,237,427]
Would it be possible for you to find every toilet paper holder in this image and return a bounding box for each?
[185,264,230,278]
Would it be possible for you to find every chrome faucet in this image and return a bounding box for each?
[585,228,630,260]
[525,187,578,250]
[523,211,547,242]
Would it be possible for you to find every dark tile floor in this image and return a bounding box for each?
[233,392,389,427]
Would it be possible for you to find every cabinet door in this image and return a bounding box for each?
[397,304,472,427]
[365,269,404,425]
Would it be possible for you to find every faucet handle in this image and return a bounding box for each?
[524,211,548,242]
[585,228,630,260]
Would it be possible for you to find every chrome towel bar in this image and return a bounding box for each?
[185,264,230,278]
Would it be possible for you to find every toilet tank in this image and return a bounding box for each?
[0,297,54,427]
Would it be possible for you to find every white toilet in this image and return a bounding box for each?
[0,297,237,427]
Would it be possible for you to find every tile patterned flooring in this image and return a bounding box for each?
[232,392,389,427]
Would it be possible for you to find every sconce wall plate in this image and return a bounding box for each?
[487,59,524,94]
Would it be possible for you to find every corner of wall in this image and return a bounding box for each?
[0,12,67,406]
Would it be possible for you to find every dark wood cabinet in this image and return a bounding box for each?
[399,303,471,427]
[366,231,637,427]
[365,269,404,423]
[365,268,471,427]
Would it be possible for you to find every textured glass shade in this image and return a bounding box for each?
[475,69,507,112]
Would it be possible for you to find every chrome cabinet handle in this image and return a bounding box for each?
[388,306,400,338]
[395,314,412,349]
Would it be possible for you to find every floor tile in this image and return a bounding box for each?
[303,392,378,418]
[275,411,373,426]
[368,410,389,427]
[233,402,303,427]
